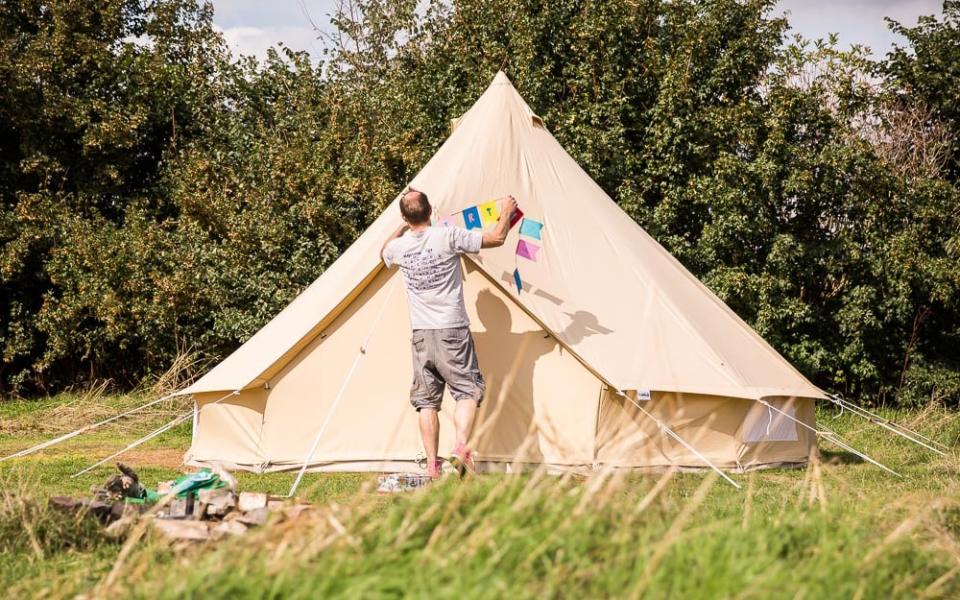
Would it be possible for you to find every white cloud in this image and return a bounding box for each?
[210,0,337,63]
[208,0,946,64]
[775,0,944,58]
[215,24,325,62]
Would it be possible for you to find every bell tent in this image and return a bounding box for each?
[179,72,826,475]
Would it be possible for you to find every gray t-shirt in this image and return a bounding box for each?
[382,226,483,330]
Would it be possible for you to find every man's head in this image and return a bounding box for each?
[400,188,432,226]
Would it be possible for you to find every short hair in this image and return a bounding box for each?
[400,188,431,225]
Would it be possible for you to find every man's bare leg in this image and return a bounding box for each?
[454,399,478,447]
[419,408,440,476]
[450,400,478,477]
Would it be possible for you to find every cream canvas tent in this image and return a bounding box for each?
[180,72,826,475]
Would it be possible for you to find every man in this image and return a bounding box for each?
[381,188,517,479]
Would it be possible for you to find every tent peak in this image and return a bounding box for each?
[491,71,513,86]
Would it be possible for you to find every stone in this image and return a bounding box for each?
[88,500,116,523]
[104,516,136,539]
[236,507,269,527]
[120,502,147,517]
[282,504,312,521]
[49,496,87,513]
[223,510,241,522]
[210,520,247,540]
[199,488,236,518]
[198,487,232,505]
[110,502,127,521]
[160,497,191,519]
[237,492,268,513]
[151,519,210,542]
[266,500,286,512]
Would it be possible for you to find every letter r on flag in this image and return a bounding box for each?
[463,206,482,230]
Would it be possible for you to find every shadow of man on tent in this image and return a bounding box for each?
[471,290,551,465]
[559,310,613,344]
[470,290,611,467]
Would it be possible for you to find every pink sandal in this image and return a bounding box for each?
[427,458,444,480]
[449,443,474,478]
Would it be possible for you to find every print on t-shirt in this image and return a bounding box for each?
[382,226,484,330]
[399,247,457,292]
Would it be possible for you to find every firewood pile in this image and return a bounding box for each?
[49,463,312,542]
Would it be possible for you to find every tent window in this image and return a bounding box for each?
[743,401,798,443]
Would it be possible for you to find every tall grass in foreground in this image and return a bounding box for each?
[0,401,958,598]
[82,464,960,599]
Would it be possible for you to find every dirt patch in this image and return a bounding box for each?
[117,448,187,470]
[0,438,190,470]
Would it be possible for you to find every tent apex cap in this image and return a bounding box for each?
[492,71,512,85]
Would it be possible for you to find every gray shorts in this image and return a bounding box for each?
[410,327,485,411]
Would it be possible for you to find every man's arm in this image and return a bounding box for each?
[481,195,518,249]
[381,224,409,264]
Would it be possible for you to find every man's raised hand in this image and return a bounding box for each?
[481,195,517,249]
[501,195,518,219]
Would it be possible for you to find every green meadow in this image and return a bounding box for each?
[0,395,957,599]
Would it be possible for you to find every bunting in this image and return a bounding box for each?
[479,200,500,224]
[513,217,544,293]
[516,239,540,261]
[509,207,525,228]
[432,199,544,295]
[519,218,543,240]
[463,206,482,230]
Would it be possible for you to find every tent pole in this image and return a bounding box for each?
[759,400,902,477]
[825,394,947,455]
[617,391,741,490]
[70,389,240,477]
[0,391,184,463]
[191,395,199,441]
[287,276,400,498]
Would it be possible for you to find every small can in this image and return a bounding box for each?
[376,473,432,494]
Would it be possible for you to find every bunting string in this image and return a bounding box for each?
[436,198,544,294]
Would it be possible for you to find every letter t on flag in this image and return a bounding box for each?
[479,201,500,225]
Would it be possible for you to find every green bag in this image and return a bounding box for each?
[140,468,225,503]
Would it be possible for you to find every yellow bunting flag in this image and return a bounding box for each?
[479,200,500,225]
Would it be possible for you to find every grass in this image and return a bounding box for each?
[0,394,959,598]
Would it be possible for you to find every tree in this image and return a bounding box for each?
[884,1,960,182]
[0,0,226,390]
[0,0,957,405]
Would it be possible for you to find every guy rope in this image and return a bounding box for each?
[287,275,401,497]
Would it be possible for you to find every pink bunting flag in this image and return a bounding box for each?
[516,239,540,261]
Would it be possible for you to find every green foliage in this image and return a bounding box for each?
[884,1,960,181]
[0,0,958,403]
[0,0,227,390]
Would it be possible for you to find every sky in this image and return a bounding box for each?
[208,0,945,64]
